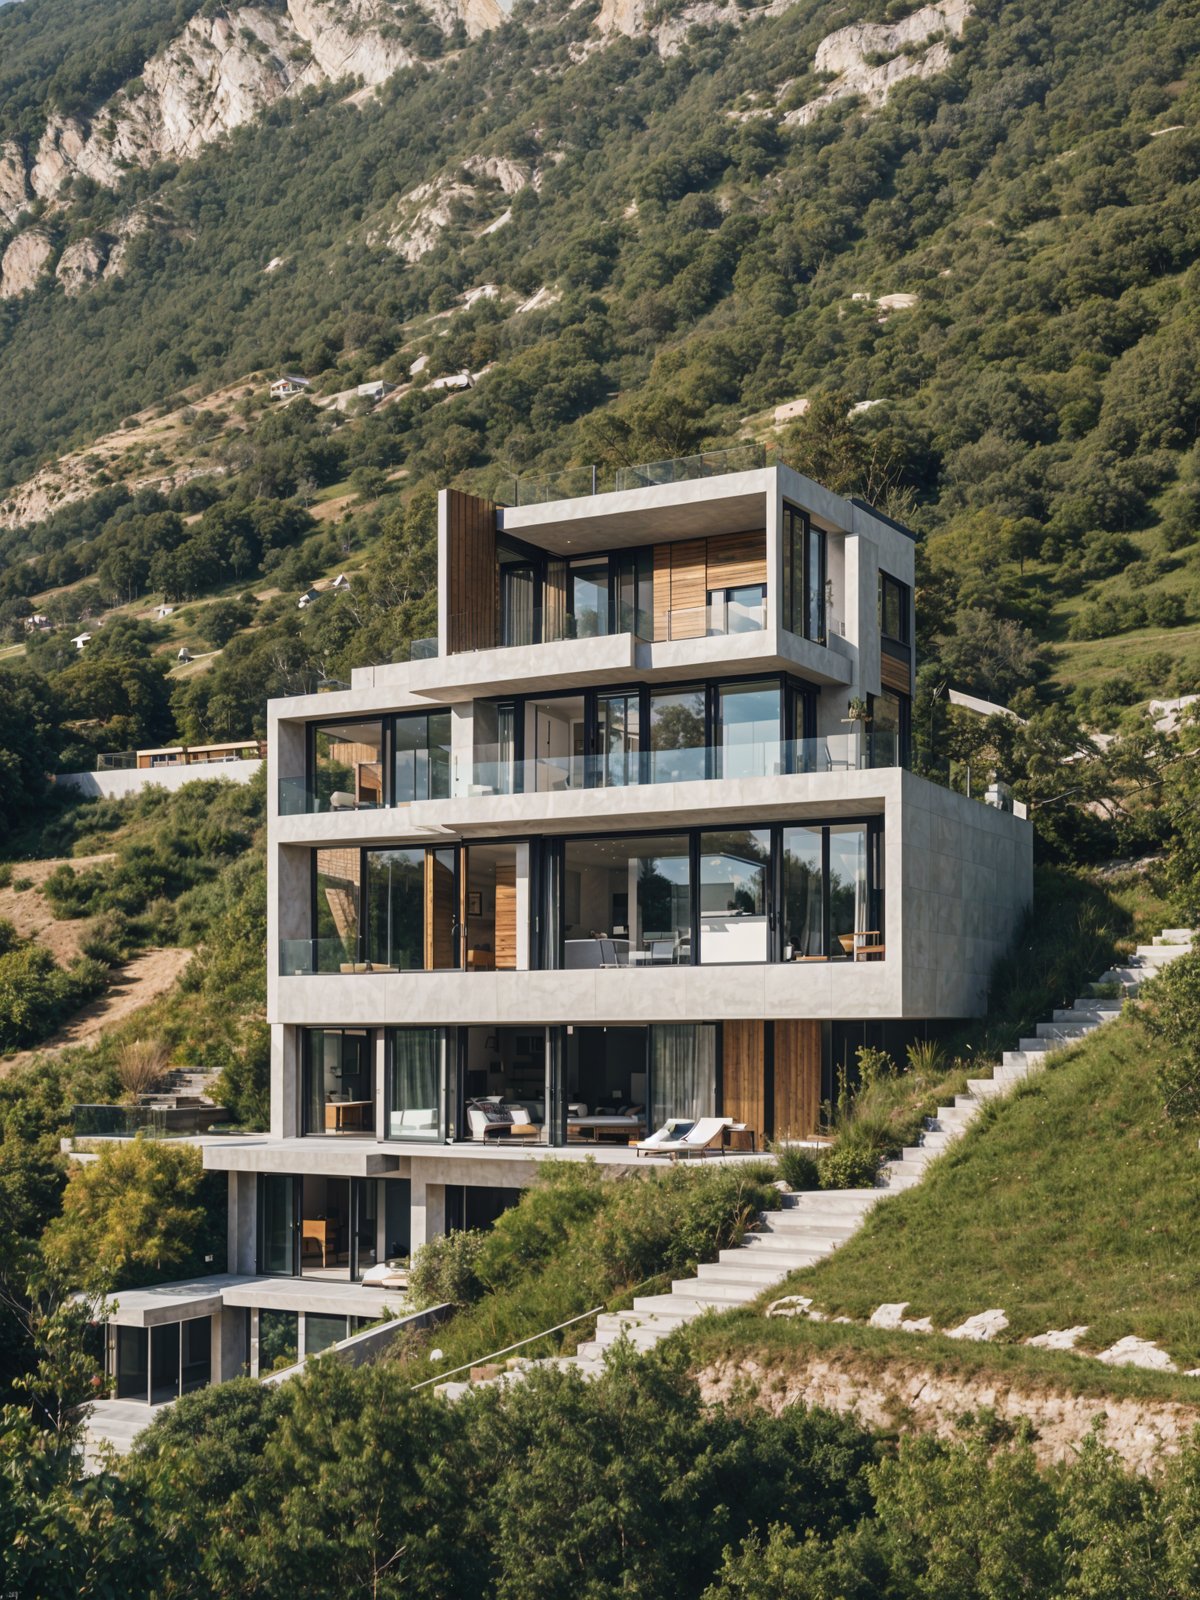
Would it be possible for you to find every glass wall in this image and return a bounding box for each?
[181,1317,212,1394]
[386,1028,443,1140]
[650,1024,716,1128]
[564,1027,648,1141]
[302,1028,373,1135]
[459,1026,550,1145]
[305,1315,350,1357]
[363,848,425,970]
[718,680,781,779]
[708,583,766,636]
[314,720,384,809]
[315,848,360,966]
[258,1175,296,1276]
[562,834,691,965]
[781,826,824,960]
[649,686,707,783]
[698,830,770,964]
[783,504,826,645]
[568,557,610,638]
[530,695,586,791]
[499,542,537,646]
[595,690,640,788]
[116,1326,149,1400]
[394,711,451,803]
[829,824,870,958]
[616,549,653,639]
[259,1310,299,1373]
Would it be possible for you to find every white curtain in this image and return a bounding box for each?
[651,1025,716,1127]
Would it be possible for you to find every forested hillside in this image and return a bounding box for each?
[0,0,1198,834]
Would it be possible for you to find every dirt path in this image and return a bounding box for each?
[0,853,115,964]
[1,946,194,1074]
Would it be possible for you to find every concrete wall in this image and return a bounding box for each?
[56,759,262,799]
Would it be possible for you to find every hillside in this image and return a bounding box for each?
[0,0,1196,769]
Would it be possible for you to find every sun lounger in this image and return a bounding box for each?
[633,1116,732,1159]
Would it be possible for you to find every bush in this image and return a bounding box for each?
[114,1038,169,1101]
[1138,951,1200,1123]
[409,1228,487,1309]
[773,1145,821,1191]
[820,1140,883,1190]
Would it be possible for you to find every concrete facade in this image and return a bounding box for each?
[57,758,262,800]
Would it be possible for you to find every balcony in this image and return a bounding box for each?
[498,444,766,508]
[455,732,902,799]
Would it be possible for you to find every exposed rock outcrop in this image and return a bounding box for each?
[55,236,109,296]
[784,0,973,126]
[386,154,540,260]
[596,0,795,58]
[0,227,53,298]
[0,140,31,227]
[699,1356,1200,1475]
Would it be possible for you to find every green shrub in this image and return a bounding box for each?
[11,877,32,893]
[409,1228,488,1309]
[476,1162,606,1292]
[1138,951,1200,1123]
[820,1140,882,1190]
[773,1146,821,1191]
[906,1039,948,1078]
[0,941,108,1052]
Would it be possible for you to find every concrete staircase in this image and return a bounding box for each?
[438,928,1193,1393]
[876,927,1194,1193]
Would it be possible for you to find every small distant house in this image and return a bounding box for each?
[23,614,50,631]
[156,604,175,619]
[331,574,351,591]
[71,632,91,650]
[429,370,473,392]
[297,588,321,610]
[177,646,192,663]
[356,381,395,402]
[270,375,311,399]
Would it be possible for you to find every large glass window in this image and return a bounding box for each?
[698,830,770,964]
[650,686,706,784]
[781,826,824,960]
[314,720,384,810]
[596,690,641,788]
[708,583,766,636]
[305,1315,350,1357]
[258,1175,296,1276]
[562,834,691,965]
[718,680,781,780]
[879,572,911,645]
[364,848,425,970]
[650,1024,716,1128]
[302,1029,373,1135]
[564,1027,648,1142]
[181,1317,212,1394]
[616,549,653,639]
[531,695,586,791]
[386,1028,443,1140]
[499,544,537,646]
[568,558,610,639]
[394,712,450,803]
[259,1310,298,1373]
[315,848,361,968]
[783,504,826,645]
[829,824,870,958]
[116,1326,149,1400]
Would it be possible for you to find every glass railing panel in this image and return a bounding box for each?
[280,938,362,976]
[410,636,438,660]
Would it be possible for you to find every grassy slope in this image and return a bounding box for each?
[745,1016,1200,1366]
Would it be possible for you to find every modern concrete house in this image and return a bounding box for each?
[96,458,1033,1397]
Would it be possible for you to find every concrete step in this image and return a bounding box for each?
[918,1129,955,1151]
[1136,944,1191,962]
[877,1167,924,1190]
[718,1244,827,1269]
[933,1105,974,1127]
[631,1293,708,1319]
[670,1277,762,1304]
[1156,930,1195,944]
[1054,1006,1121,1023]
[899,1146,940,1164]
[780,1189,880,1211]
[1017,1037,1060,1055]
[1035,1020,1097,1040]
[737,1232,845,1257]
[696,1261,794,1286]
[966,1078,1005,1098]
[756,1214,861,1238]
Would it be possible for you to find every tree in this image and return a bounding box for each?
[0,666,57,834]
[40,1138,221,1292]
[940,609,1051,706]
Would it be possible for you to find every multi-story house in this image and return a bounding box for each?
[98,459,1033,1402]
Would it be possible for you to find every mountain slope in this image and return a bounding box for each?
[0,0,1197,732]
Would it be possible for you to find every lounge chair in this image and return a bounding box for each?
[634,1116,732,1159]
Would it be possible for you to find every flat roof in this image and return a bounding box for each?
[99,1273,407,1324]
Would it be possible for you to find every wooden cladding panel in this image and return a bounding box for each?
[494,860,517,971]
[706,530,767,591]
[774,1020,822,1139]
[669,540,708,639]
[446,489,497,654]
[653,544,673,642]
[880,653,912,695]
[424,852,457,971]
[722,1020,765,1136]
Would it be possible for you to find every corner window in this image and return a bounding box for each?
[783,504,826,645]
[878,572,911,647]
[393,712,451,803]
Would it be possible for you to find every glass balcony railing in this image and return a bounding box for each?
[280,938,411,976]
[277,777,389,816]
[457,733,903,797]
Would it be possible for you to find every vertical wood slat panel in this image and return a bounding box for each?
[670,539,708,639]
[880,653,912,694]
[706,531,767,590]
[424,852,457,971]
[774,1020,822,1139]
[653,543,673,642]
[494,860,517,971]
[447,489,497,653]
[721,1020,765,1136]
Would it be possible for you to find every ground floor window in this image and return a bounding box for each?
[304,1315,350,1357]
[259,1310,298,1373]
[257,1175,396,1279]
[302,1027,374,1135]
[112,1317,212,1403]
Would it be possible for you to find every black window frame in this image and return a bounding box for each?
[878,571,912,651]
[783,503,827,647]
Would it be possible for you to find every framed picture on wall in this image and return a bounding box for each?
[468,891,483,916]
